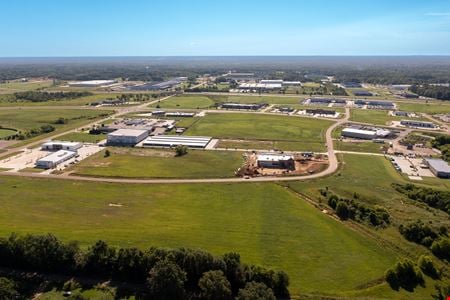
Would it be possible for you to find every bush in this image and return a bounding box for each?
[237,282,275,300]
[0,277,19,299]
[147,259,187,300]
[104,150,111,158]
[418,255,440,279]
[198,270,232,300]
[336,201,349,220]
[431,238,450,261]
[175,145,188,157]
[385,258,424,291]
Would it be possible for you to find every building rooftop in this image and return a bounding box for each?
[257,153,294,161]
[42,141,82,147]
[108,129,148,137]
[425,158,450,173]
[342,128,377,135]
[38,150,76,163]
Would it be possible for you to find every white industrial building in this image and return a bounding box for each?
[107,129,149,146]
[143,135,212,149]
[68,80,117,87]
[341,128,377,140]
[400,120,437,129]
[424,158,450,179]
[256,153,295,169]
[238,83,282,90]
[36,150,77,169]
[41,141,82,151]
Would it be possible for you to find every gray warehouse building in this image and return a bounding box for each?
[400,120,437,129]
[424,158,450,179]
[107,129,149,146]
[36,150,77,169]
[341,128,377,140]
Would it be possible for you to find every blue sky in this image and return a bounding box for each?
[1,0,450,56]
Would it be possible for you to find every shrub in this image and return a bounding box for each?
[385,258,424,291]
[198,270,232,300]
[431,238,450,261]
[237,282,275,300]
[418,255,440,279]
[336,201,349,220]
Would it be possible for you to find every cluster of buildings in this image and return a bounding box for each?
[36,141,83,169]
[220,103,267,110]
[354,100,395,110]
[303,98,347,107]
[299,108,340,118]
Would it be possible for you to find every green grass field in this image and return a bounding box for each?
[0,80,53,93]
[397,102,450,114]
[0,93,122,106]
[184,113,333,146]
[150,95,215,109]
[334,140,386,153]
[0,128,17,139]
[58,132,107,143]
[0,175,399,296]
[350,109,405,125]
[70,148,243,178]
[218,139,326,152]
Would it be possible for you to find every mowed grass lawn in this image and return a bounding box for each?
[397,102,450,114]
[184,113,332,151]
[350,109,405,125]
[150,95,215,109]
[0,128,17,139]
[0,176,397,296]
[58,132,107,143]
[70,148,243,178]
[0,93,122,106]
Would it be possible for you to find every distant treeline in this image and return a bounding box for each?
[432,135,450,163]
[13,91,92,102]
[0,233,290,299]
[409,84,450,100]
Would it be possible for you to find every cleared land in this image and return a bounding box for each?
[184,113,332,151]
[334,140,385,153]
[0,176,398,296]
[70,148,243,179]
[350,109,408,125]
[58,132,107,143]
[218,139,326,152]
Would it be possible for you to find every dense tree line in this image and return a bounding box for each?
[432,135,450,163]
[399,220,449,261]
[385,258,425,291]
[0,233,290,299]
[393,183,450,215]
[320,190,390,227]
[13,91,92,102]
[409,84,450,101]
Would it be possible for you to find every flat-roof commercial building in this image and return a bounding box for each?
[41,141,82,151]
[260,80,283,84]
[165,112,196,117]
[282,81,302,86]
[424,158,450,178]
[400,120,437,129]
[305,109,336,116]
[107,129,149,146]
[256,153,295,170]
[238,83,282,90]
[221,103,266,110]
[68,80,117,87]
[353,91,373,96]
[143,135,212,149]
[342,128,377,140]
[36,150,77,169]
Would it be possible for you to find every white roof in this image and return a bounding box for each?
[257,153,294,161]
[108,129,148,137]
[239,83,282,89]
[342,128,377,135]
[37,150,76,163]
[425,158,450,173]
[68,80,116,85]
[42,140,82,147]
[143,135,212,148]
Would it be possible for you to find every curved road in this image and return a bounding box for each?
[1,108,350,184]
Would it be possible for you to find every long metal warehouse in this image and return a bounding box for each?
[142,136,212,148]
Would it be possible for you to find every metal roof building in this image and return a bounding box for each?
[342,128,377,140]
[400,120,437,129]
[424,158,450,178]
[36,150,77,169]
[256,153,295,169]
[143,135,212,149]
[107,129,149,146]
[41,141,82,151]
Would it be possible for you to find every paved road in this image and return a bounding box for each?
[1,107,350,184]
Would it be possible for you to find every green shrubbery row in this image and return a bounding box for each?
[393,183,450,215]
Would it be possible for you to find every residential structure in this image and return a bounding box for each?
[106,129,149,146]
[424,158,450,178]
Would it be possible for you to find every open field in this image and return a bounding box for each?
[397,102,450,114]
[70,148,244,178]
[350,109,406,125]
[0,93,122,106]
[184,113,333,146]
[149,95,215,109]
[334,140,385,153]
[0,128,17,139]
[217,139,326,152]
[0,80,54,93]
[0,175,400,296]
[58,132,107,143]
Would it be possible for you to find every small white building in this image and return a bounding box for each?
[107,129,149,146]
[41,141,82,151]
[342,128,377,140]
[256,153,295,169]
[36,150,77,169]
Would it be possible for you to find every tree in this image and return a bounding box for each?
[175,145,188,157]
[0,277,19,299]
[198,270,232,300]
[104,150,111,158]
[147,259,187,300]
[418,255,440,279]
[431,238,450,261]
[385,258,424,291]
[237,282,275,300]
[336,201,349,220]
